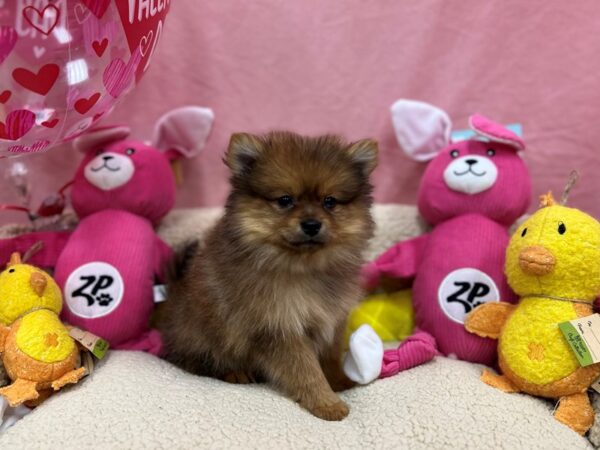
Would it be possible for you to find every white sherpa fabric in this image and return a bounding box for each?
[0,205,592,449]
[0,352,590,449]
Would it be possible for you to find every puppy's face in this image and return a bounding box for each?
[224,132,377,263]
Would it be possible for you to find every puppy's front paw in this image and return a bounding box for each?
[309,399,349,421]
[329,375,356,392]
[223,371,255,384]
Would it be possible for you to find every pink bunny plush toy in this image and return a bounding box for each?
[0,107,214,355]
[344,100,531,384]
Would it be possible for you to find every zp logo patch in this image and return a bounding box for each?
[438,268,499,324]
[65,262,124,319]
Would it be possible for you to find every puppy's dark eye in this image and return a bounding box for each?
[95,148,104,156]
[276,195,294,209]
[126,148,135,155]
[323,196,337,210]
[450,150,459,158]
[558,222,566,235]
[487,149,495,156]
[521,227,527,237]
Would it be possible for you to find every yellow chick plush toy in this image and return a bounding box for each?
[0,253,86,407]
[465,192,600,435]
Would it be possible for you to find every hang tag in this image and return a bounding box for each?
[153,284,167,303]
[69,327,110,360]
[590,377,600,394]
[558,313,600,367]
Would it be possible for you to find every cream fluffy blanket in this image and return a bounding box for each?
[0,205,591,449]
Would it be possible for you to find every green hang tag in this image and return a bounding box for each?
[558,317,598,367]
[69,327,110,360]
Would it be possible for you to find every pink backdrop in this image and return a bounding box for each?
[1,0,599,225]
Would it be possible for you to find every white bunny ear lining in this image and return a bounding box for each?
[73,125,131,153]
[153,106,215,158]
[390,99,452,162]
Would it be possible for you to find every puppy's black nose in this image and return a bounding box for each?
[301,219,322,237]
[102,155,114,161]
[465,159,478,166]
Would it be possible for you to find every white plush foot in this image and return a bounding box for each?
[343,324,384,384]
[0,398,31,434]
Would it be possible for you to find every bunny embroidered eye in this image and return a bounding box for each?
[126,148,135,155]
[521,227,527,237]
[558,222,566,235]
[487,149,495,156]
[450,150,459,158]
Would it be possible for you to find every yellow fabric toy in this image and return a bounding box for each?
[0,253,86,407]
[346,290,414,345]
[465,191,600,435]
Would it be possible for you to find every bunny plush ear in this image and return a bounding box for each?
[73,126,131,153]
[153,106,214,160]
[469,114,525,151]
[390,99,452,162]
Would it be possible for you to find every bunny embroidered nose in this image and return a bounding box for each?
[519,246,556,276]
[30,271,47,296]
[102,155,114,161]
[465,159,478,166]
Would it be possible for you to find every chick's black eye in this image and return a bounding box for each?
[558,222,566,235]
[8,268,15,273]
[276,195,294,208]
[323,196,337,210]
[450,150,459,158]
[521,227,527,237]
[126,148,135,155]
[487,149,496,156]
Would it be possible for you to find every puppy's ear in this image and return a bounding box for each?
[225,133,264,176]
[347,139,378,175]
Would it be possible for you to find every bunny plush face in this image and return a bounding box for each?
[418,139,530,226]
[391,100,531,227]
[72,139,176,224]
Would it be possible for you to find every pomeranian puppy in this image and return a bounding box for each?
[160,131,377,421]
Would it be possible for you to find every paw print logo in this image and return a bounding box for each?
[96,293,114,307]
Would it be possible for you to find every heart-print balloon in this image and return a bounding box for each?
[0,0,171,156]
[0,26,17,64]
[41,119,59,128]
[74,93,101,114]
[0,109,36,140]
[22,4,61,36]
[8,140,50,154]
[92,38,109,57]
[0,90,11,103]
[12,64,59,96]
[81,0,111,19]
[103,51,141,98]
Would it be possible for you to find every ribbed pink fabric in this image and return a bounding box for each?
[380,330,438,378]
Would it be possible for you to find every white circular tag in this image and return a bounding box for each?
[437,268,499,324]
[65,262,124,319]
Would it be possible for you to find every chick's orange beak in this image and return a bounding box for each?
[519,246,556,276]
[30,271,47,297]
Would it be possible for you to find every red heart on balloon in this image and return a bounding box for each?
[8,140,50,154]
[74,93,101,114]
[81,0,110,19]
[0,109,36,140]
[41,118,59,128]
[103,57,136,98]
[0,90,11,104]
[0,26,17,64]
[22,4,61,36]
[92,38,109,57]
[12,64,59,95]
